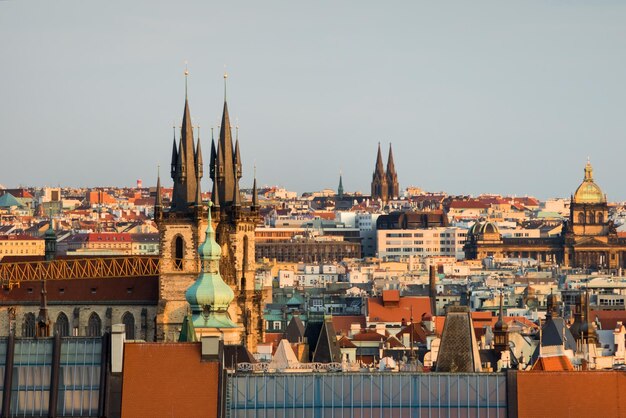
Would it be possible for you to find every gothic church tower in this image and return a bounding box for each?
[210,77,265,350]
[155,75,207,342]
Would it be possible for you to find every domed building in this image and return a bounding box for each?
[563,161,616,268]
[464,161,626,270]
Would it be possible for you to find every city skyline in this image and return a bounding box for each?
[2,1,626,199]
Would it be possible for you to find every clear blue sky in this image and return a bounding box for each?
[1,1,626,200]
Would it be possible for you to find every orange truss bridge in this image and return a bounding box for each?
[0,256,161,290]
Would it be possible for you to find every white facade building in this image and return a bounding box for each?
[377,227,467,261]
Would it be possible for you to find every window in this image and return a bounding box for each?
[122,312,135,340]
[174,236,184,270]
[578,213,585,224]
[86,313,101,337]
[23,313,36,337]
[598,213,604,224]
[56,312,70,337]
[272,321,281,330]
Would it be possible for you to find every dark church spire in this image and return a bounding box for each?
[371,142,388,201]
[170,126,177,180]
[209,128,216,181]
[386,143,399,199]
[494,292,509,355]
[155,167,162,220]
[170,68,199,212]
[252,172,258,210]
[234,131,242,180]
[211,160,220,209]
[215,72,240,207]
[337,171,344,199]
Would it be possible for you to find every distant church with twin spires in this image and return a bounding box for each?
[371,143,400,202]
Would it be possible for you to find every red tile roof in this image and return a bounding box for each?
[531,355,574,371]
[0,276,158,304]
[382,290,400,303]
[331,315,366,335]
[367,296,431,323]
[338,336,357,348]
[121,343,219,418]
[591,310,626,330]
[448,200,489,209]
[352,329,386,342]
[434,313,538,337]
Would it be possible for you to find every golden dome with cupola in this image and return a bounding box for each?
[573,161,606,204]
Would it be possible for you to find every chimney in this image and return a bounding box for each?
[111,323,125,373]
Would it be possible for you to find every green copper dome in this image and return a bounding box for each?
[185,203,236,329]
[573,161,606,204]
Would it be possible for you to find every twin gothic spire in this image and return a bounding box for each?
[371,143,399,202]
[170,93,203,212]
[166,73,249,214]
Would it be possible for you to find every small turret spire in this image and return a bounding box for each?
[209,128,216,181]
[252,164,258,210]
[195,126,203,178]
[233,175,241,207]
[234,137,242,179]
[155,165,162,211]
[338,170,344,199]
[170,126,177,180]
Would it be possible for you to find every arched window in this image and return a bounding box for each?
[56,312,70,337]
[122,312,135,340]
[174,236,184,270]
[588,212,594,224]
[597,212,604,224]
[23,313,36,337]
[578,212,585,224]
[87,312,102,337]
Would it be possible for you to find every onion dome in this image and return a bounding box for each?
[185,202,236,328]
[573,161,606,204]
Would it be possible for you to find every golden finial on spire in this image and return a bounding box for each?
[223,65,228,101]
[184,61,189,99]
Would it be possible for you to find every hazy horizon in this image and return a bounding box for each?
[1,1,626,200]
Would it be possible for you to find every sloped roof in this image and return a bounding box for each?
[532,355,574,371]
[312,320,342,363]
[435,307,482,372]
[285,316,305,343]
[367,296,431,323]
[591,310,626,330]
[269,339,300,370]
[0,193,22,208]
[331,315,366,335]
[223,345,256,369]
[396,322,431,345]
[338,336,356,348]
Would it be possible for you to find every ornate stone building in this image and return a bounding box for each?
[464,162,626,270]
[371,143,399,201]
[156,78,266,349]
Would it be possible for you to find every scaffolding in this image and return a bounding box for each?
[0,256,160,289]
